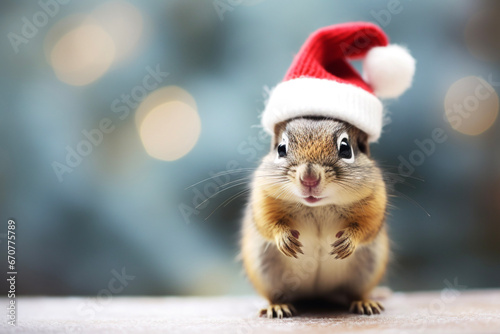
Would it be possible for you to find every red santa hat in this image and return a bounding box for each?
[261,22,416,142]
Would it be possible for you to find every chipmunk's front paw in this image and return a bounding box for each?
[275,229,303,258]
[330,229,356,259]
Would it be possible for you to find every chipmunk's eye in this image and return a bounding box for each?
[337,133,354,163]
[276,133,288,159]
[339,138,351,159]
[277,144,287,158]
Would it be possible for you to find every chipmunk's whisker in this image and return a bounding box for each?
[195,180,250,209]
[389,190,431,217]
[185,168,256,190]
[204,188,251,221]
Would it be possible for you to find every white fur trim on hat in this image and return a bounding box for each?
[261,77,384,142]
[363,44,416,99]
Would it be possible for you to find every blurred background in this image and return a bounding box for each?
[0,0,499,297]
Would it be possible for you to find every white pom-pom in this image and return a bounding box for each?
[363,44,416,99]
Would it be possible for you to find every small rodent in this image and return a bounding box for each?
[240,22,415,318]
[241,117,388,318]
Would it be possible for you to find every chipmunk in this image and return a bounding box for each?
[241,117,389,318]
[239,22,415,318]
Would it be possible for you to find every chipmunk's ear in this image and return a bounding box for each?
[271,121,287,149]
[357,130,370,157]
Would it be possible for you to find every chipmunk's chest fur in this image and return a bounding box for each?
[283,206,354,297]
[253,204,381,303]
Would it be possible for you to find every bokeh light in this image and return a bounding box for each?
[92,1,144,63]
[46,1,144,86]
[137,86,201,161]
[444,76,499,136]
[135,86,197,128]
[50,22,115,86]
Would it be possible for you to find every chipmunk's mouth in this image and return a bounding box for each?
[304,196,323,204]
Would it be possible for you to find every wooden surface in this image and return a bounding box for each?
[1,289,499,333]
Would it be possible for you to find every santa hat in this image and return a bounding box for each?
[261,22,416,142]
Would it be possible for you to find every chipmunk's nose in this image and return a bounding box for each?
[300,174,320,188]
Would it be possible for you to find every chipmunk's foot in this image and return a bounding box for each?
[259,303,296,319]
[349,300,384,315]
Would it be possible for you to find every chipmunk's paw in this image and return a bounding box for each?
[330,229,356,259]
[259,303,296,319]
[349,300,384,315]
[275,229,303,258]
